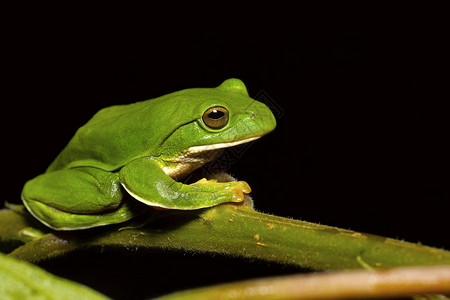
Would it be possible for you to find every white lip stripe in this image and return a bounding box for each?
[186,136,261,153]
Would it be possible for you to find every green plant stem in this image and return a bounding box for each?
[2,202,449,270]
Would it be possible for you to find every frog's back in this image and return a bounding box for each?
[46,97,166,172]
[45,82,253,173]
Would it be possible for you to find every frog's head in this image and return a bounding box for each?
[158,78,276,166]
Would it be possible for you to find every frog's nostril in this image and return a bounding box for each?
[251,113,256,120]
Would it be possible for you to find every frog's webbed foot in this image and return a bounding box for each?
[190,177,251,202]
[203,171,255,208]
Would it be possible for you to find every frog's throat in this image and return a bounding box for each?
[160,136,261,179]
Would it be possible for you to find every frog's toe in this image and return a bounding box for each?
[238,181,251,194]
[228,181,251,202]
[19,227,45,242]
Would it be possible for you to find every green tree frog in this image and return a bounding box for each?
[21,79,276,230]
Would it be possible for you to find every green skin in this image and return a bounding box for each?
[21,79,276,230]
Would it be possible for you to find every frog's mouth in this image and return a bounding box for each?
[186,136,261,154]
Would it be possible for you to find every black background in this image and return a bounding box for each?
[3,4,448,299]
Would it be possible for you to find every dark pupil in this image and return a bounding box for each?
[208,110,224,119]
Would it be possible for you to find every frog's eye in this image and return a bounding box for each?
[202,106,229,129]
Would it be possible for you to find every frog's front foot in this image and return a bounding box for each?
[191,178,251,203]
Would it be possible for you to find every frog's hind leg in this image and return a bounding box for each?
[23,198,144,230]
[22,167,139,230]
